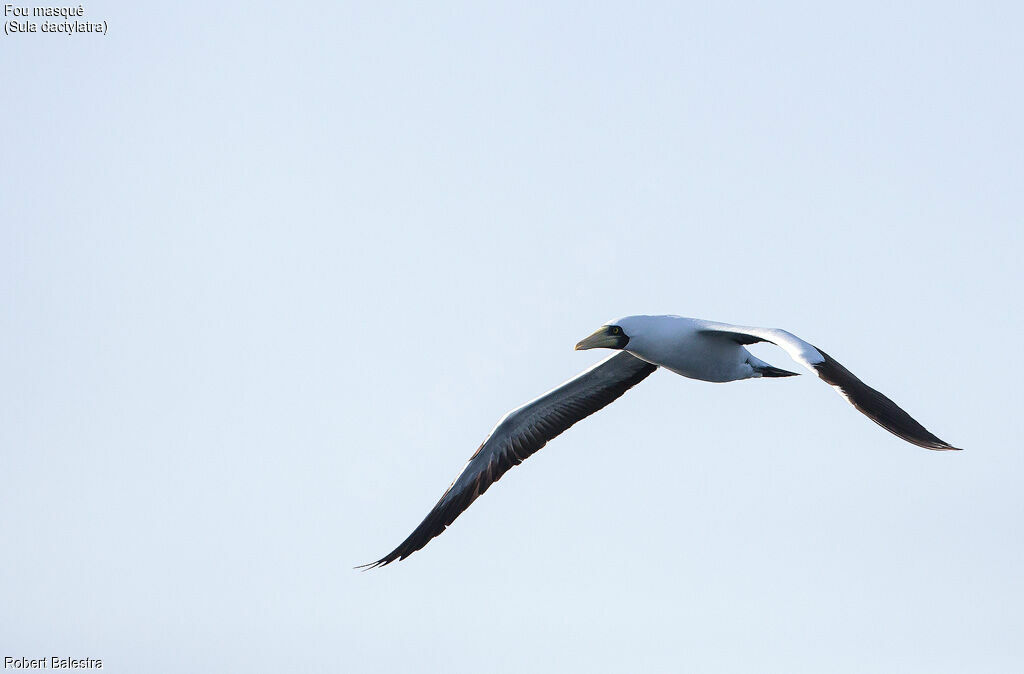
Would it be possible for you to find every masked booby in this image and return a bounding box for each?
[360,315,961,568]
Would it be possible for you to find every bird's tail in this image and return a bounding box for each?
[756,365,800,378]
[748,357,800,378]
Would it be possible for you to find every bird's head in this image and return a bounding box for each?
[575,320,632,351]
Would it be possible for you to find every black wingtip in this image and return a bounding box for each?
[903,435,962,451]
[356,546,410,570]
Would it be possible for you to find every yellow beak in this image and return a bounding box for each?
[575,326,624,350]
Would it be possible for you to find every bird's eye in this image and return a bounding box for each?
[611,326,620,334]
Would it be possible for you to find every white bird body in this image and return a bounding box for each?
[361,314,961,568]
[615,315,824,382]
[616,315,754,381]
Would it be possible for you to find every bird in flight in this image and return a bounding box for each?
[360,315,961,568]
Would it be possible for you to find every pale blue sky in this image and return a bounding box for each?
[2,2,1022,672]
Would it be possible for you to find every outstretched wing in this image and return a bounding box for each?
[359,352,659,568]
[698,323,961,451]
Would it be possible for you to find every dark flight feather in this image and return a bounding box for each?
[359,352,658,568]
[812,349,960,450]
